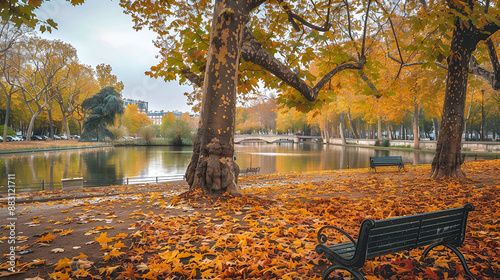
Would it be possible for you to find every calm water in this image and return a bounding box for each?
[0,143,442,192]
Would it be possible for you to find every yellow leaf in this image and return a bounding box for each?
[59,229,73,236]
[95,232,112,245]
[36,233,56,243]
[113,241,127,249]
[53,257,72,271]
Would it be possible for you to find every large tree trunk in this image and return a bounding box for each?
[430,20,476,178]
[185,0,249,196]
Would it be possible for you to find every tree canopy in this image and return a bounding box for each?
[81,86,124,142]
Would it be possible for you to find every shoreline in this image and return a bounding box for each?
[1,140,499,157]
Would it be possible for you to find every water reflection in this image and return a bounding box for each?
[1,143,440,192]
[234,143,436,174]
[0,147,192,192]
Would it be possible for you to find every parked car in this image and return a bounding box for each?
[0,136,3,141]
[70,135,80,139]
[6,136,18,141]
[31,135,43,141]
[53,135,62,140]
[60,135,68,140]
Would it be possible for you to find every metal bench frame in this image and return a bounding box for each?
[369,156,405,172]
[315,204,477,280]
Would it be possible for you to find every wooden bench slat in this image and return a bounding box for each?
[327,243,356,258]
[315,204,477,279]
[367,241,419,259]
[373,208,465,228]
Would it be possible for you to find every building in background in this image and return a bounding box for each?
[123,98,148,113]
[147,110,183,125]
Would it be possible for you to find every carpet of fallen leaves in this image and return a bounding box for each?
[1,160,500,280]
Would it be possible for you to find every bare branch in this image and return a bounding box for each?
[343,0,355,41]
[387,52,448,70]
[486,38,500,89]
[418,0,430,15]
[361,0,373,57]
[278,0,332,32]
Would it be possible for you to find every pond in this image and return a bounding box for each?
[0,143,476,192]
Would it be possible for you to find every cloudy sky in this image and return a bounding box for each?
[38,0,193,113]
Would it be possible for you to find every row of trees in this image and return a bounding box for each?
[122,0,500,195]
[236,75,500,145]
[5,0,500,196]
[0,21,124,141]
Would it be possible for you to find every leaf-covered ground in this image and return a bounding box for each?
[1,160,500,279]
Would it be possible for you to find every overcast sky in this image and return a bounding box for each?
[37,0,193,113]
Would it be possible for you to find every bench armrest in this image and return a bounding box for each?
[317,225,357,247]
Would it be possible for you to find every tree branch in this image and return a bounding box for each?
[278,0,332,32]
[387,52,447,70]
[469,55,496,89]
[486,38,500,89]
[181,69,203,87]
[241,28,365,102]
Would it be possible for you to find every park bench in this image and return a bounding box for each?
[315,204,477,280]
[369,156,405,172]
[238,167,261,176]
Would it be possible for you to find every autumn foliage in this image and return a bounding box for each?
[1,160,500,279]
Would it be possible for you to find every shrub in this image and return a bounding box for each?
[0,125,16,136]
[138,125,155,144]
[108,126,128,140]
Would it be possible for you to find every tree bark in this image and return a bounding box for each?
[339,112,346,145]
[26,110,41,141]
[377,116,382,141]
[346,107,360,139]
[413,101,419,149]
[481,89,485,140]
[2,96,11,142]
[185,0,250,197]
[386,120,392,140]
[432,118,439,140]
[59,103,72,138]
[430,20,476,178]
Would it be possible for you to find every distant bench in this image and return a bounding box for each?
[239,167,261,176]
[315,204,477,280]
[369,156,405,172]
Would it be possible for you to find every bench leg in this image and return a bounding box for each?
[322,265,365,280]
[423,243,478,280]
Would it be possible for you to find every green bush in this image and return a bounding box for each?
[165,119,194,146]
[374,140,390,147]
[0,125,16,136]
